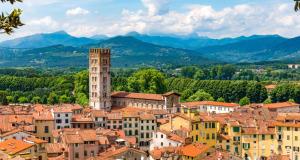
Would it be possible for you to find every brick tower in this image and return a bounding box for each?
[89,48,111,111]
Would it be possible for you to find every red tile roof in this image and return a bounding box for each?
[111,91,164,101]
[0,138,34,155]
[181,101,239,108]
[263,102,299,109]
[179,143,211,157]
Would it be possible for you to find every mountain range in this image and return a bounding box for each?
[0,31,300,67]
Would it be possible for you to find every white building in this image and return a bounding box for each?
[150,130,185,151]
[51,107,72,129]
[181,101,240,114]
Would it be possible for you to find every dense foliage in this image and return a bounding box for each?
[0,66,299,106]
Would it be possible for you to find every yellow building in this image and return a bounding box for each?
[160,114,192,134]
[190,115,219,147]
[275,113,300,160]
[218,120,276,160]
[33,110,55,143]
[0,138,47,160]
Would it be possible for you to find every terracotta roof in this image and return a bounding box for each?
[273,121,300,127]
[179,143,211,157]
[52,107,72,113]
[91,110,106,117]
[111,91,164,101]
[140,113,156,120]
[33,111,54,121]
[181,101,239,108]
[45,143,66,154]
[0,138,34,155]
[162,91,181,96]
[64,134,83,144]
[25,137,47,144]
[98,147,147,159]
[265,84,277,89]
[263,102,299,109]
[168,133,185,143]
[71,114,93,123]
[150,147,179,159]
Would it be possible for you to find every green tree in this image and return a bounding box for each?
[76,92,88,106]
[217,97,225,102]
[41,95,48,104]
[181,89,194,101]
[0,0,24,34]
[18,96,28,103]
[6,95,13,103]
[31,96,41,104]
[59,95,71,103]
[48,92,59,105]
[288,98,295,103]
[0,91,8,105]
[193,69,205,80]
[263,98,272,104]
[188,90,214,102]
[127,68,166,94]
[239,97,250,106]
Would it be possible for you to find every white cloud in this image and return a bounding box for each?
[108,2,300,38]
[141,0,171,16]
[27,16,59,29]
[66,7,90,16]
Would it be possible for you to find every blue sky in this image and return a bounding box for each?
[1,0,299,41]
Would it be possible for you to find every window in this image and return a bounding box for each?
[146,133,150,138]
[65,114,68,117]
[141,126,143,130]
[57,114,60,117]
[75,143,79,147]
[262,135,265,140]
[195,124,199,130]
[196,135,199,141]
[243,143,250,149]
[226,145,230,151]
[212,123,216,128]
[141,133,144,138]
[56,119,62,123]
[44,126,49,133]
[135,130,138,135]
[75,152,79,158]
[161,142,163,146]
[161,134,164,138]
[212,133,215,139]
[65,119,69,123]
[287,127,290,131]
[206,134,210,140]
[233,127,240,132]
[205,123,208,128]
[296,136,298,141]
[287,135,290,140]
[84,150,87,156]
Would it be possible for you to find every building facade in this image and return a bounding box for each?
[89,48,111,111]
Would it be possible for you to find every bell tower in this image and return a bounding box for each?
[89,48,111,111]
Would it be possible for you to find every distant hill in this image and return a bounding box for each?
[196,35,296,62]
[0,31,97,48]
[1,31,300,67]
[0,36,216,67]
